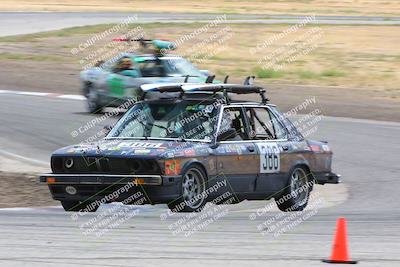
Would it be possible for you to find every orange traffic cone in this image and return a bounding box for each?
[322,217,358,264]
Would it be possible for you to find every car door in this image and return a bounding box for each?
[245,106,292,196]
[214,106,258,193]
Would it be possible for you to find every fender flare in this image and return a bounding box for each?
[180,159,208,181]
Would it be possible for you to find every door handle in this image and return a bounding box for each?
[247,146,255,152]
[282,145,289,151]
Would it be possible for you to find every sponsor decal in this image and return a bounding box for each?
[224,145,233,153]
[165,159,181,175]
[166,152,175,158]
[116,141,164,149]
[133,149,151,155]
[216,146,226,154]
[184,148,196,157]
[66,145,92,153]
[195,147,209,156]
[103,146,121,151]
[174,150,186,157]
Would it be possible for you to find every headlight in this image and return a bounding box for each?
[65,158,74,169]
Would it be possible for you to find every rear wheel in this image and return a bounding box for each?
[61,200,99,213]
[275,166,312,212]
[86,86,103,114]
[167,166,207,212]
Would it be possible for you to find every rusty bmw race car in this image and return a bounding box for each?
[40,82,340,213]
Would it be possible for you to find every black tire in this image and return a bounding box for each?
[86,86,103,114]
[275,166,312,212]
[61,200,99,213]
[167,165,207,212]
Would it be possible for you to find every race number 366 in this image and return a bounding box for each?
[256,143,280,173]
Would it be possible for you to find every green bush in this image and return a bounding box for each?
[255,68,284,79]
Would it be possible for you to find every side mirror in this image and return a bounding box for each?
[217,128,237,142]
[103,125,113,136]
[94,60,104,67]
[200,70,210,77]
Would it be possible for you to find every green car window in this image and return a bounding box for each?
[120,69,139,77]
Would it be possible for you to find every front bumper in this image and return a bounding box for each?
[39,173,181,203]
[314,172,341,184]
[39,173,163,185]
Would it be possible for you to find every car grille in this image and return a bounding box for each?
[51,156,161,175]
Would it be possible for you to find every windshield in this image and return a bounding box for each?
[136,57,202,77]
[162,57,203,77]
[108,101,219,141]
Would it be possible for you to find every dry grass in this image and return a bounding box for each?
[0,23,399,97]
[1,0,400,16]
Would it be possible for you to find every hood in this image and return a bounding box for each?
[53,139,211,159]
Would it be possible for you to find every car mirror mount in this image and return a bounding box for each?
[103,125,113,136]
[210,141,220,149]
[216,128,237,142]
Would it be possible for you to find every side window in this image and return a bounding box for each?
[270,106,302,140]
[246,107,287,140]
[219,107,250,141]
[270,112,288,139]
[138,60,166,77]
[101,56,123,71]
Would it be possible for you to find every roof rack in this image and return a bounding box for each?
[112,37,176,56]
[140,77,269,104]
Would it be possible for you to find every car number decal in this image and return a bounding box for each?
[256,143,280,173]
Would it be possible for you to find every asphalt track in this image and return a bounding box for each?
[0,93,399,266]
[1,12,400,36]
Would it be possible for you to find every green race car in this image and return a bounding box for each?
[80,40,211,113]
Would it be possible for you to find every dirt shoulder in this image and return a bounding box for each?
[0,154,56,208]
[0,172,58,208]
[0,60,399,122]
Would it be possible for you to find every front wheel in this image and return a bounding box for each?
[86,87,103,114]
[61,200,99,213]
[167,166,207,212]
[275,166,312,212]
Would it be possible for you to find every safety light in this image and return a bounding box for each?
[134,178,145,185]
[47,177,56,184]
